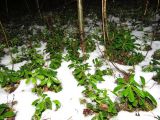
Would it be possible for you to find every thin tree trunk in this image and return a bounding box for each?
[102,0,109,46]
[0,21,14,70]
[144,0,149,16]
[77,0,85,54]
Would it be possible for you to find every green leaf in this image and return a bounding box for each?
[122,86,129,97]
[113,85,124,93]
[31,77,37,84]
[132,100,138,107]
[92,112,103,120]
[0,116,4,119]
[0,108,5,115]
[132,86,145,98]
[98,112,104,120]
[26,78,31,84]
[139,98,145,105]
[0,104,8,108]
[3,111,15,118]
[45,97,52,110]
[47,79,52,88]
[53,100,61,111]
[77,72,83,79]
[37,102,45,111]
[40,79,47,85]
[144,91,157,106]
[37,75,45,80]
[129,74,135,84]
[140,76,145,86]
[117,78,126,84]
[74,68,81,75]
[128,86,135,102]
[32,99,40,106]
[52,78,61,84]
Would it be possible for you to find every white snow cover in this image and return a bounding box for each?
[0,19,160,120]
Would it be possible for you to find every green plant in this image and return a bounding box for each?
[53,100,61,111]
[142,65,154,72]
[0,103,15,120]
[65,37,81,62]
[10,47,19,54]
[84,88,117,119]
[26,68,62,94]
[142,59,160,83]
[46,28,65,54]
[27,49,45,65]
[32,94,61,120]
[153,49,160,60]
[153,70,160,83]
[125,52,144,65]
[155,115,160,120]
[95,69,113,76]
[20,48,45,72]
[0,69,21,92]
[49,53,62,69]
[85,35,96,53]
[142,44,152,51]
[108,28,136,52]
[91,112,106,120]
[69,62,117,119]
[10,37,22,47]
[0,44,5,58]
[105,27,144,65]
[93,58,103,68]
[113,74,157,111]
[70,62,112,86]
[12,55,27,64]
[69,63,90,85]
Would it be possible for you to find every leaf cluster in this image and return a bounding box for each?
[0,104,15,120]
[114,74,157,111]
[69,62,117,119]
[32,94,61,120]
[26,68,62,95]
[0,69,21,88]
[105,26,144,65]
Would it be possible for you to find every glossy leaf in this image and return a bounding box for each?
[128,86,135,102]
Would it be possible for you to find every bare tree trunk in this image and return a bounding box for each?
[144,0,149,16]
[77,0,85,54]
[102,0,109,46]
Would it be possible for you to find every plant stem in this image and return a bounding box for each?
[0,21,14,70]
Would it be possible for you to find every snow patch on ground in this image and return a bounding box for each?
[0,17,160,120]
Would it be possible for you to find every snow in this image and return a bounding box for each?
[0,80,37,120]
[112,111,157,120]
[0,17,160,120]
[41,61,92,120]
[139,41,160,66]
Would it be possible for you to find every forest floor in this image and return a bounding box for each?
[0,7,160,120]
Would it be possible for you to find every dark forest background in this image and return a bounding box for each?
[0,0,159,20]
